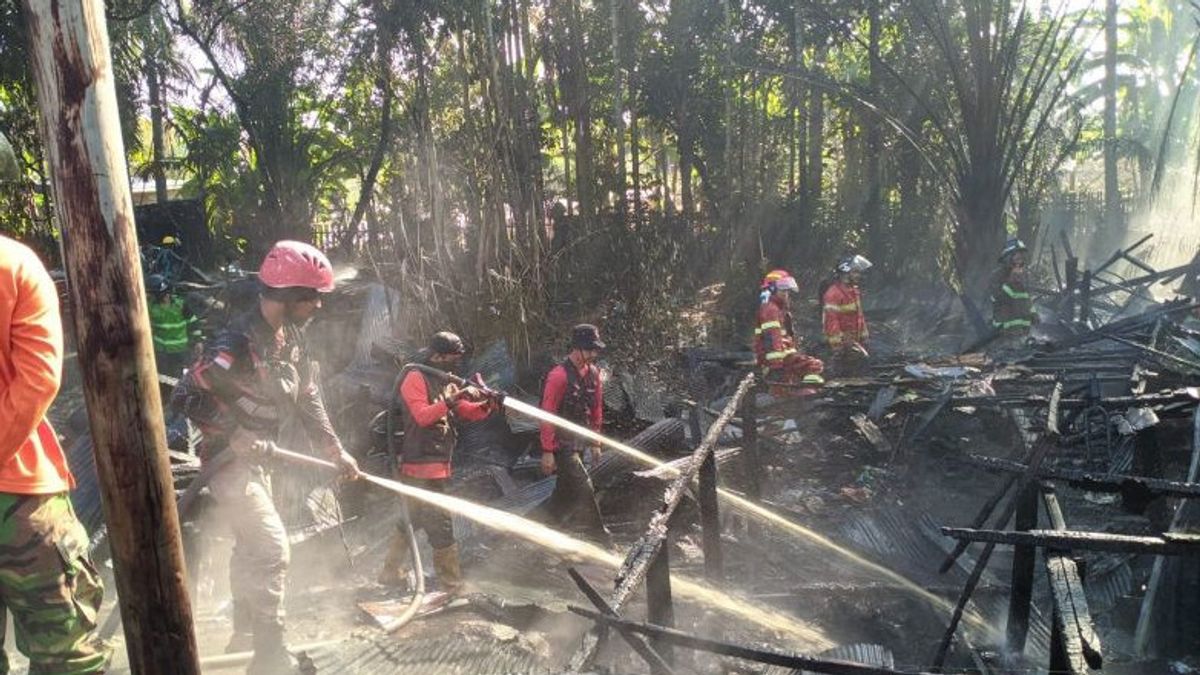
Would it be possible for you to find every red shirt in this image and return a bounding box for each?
[539,359,603,452]
[398,370,493,479]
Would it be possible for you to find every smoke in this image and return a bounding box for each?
[1127,175,1200,272]
[1047,170,1200,301]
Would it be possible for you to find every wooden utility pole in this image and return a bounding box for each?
[21,1,201,673]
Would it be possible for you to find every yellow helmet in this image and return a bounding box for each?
[761,269,798,293]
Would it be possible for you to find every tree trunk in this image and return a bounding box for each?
[566,0,594,218]
[1104,0,1120,234]
[631,103,641,223]
[659,129,671,216]
[680,145,694,220]
[22,2,201,672]
[146,56,169,203]
[611,0,627,219]
[788,4,803,196]
[723,0,734,206]
[805,43,826,207]
[344,21,396,253]
[863,0,884,265]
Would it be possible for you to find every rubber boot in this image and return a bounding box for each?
[247,623,297,675]
[377,530,412,589]
[431,544,465,596]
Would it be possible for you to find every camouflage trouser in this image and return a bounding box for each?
[0,492,106,675]
[209,456,289,636]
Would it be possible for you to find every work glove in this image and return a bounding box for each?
[333,448,361,480]
[454,385,485,402]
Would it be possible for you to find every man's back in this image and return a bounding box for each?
[0,235,73,494]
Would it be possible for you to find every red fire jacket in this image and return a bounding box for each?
[822,281,868,350]
[753,296,797,369]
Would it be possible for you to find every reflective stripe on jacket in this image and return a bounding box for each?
[991,276,1035,333]
[753,297,797,368]
[149,296,195,354]
[822,281,867,348]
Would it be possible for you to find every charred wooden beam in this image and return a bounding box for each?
[1090,262,1200,298]
[646,548,675,665]
[566,568,677,675]
[567,605,931,675]
[1104,334,1200,373]
[939,384,1062,574]
[931,386,1062,671]
[1044,300,1200,352]
[1004,484,1039,661]
[1134,403,1200,656]
[611,374,754,611]
[962,454,1200,500]
[740,378,762,537]
[940,527,1200,555]
[571,374,755,670]
[1091,234,1155,278]
[694,404,723,580]
[1040,487,1103,672]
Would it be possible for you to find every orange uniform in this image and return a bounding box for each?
[753,294,823,394]
[822,280,868,352]
[0,236,74,494]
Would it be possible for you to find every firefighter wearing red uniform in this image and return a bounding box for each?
[754,270,824,396]
[823,255,872,374]
[378,332,498,595]
[539,324,611,543]
[177,241,359,674]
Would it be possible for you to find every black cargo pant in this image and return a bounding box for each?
[400,477,455,549]
[544,448,607,538]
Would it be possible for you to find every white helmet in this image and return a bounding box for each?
[837,255,873,275]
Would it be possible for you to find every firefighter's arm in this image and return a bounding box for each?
[453,397,495,422]
[763,325,795,366]
[294,361,358,477]
[0,253,62,464]
[400,371,452,428]
[183,337,254,439]
[539,366,567,453]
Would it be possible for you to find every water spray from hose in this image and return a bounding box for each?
[407,364,996,638]
[269,446,833,648]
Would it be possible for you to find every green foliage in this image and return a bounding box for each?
[0,0,1194,350]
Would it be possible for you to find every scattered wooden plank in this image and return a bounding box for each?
[851,414,893,455]
[941,527,1200,556]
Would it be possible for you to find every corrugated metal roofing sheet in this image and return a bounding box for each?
[302,632,549,674]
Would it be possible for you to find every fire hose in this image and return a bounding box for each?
[379,365,426,633]
[203,364,499,666]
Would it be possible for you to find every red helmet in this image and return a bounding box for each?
[259,240,336,292]
[761,269,798,293]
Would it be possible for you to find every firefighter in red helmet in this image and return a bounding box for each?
[176,240,359,673]
[754,270,824,396]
